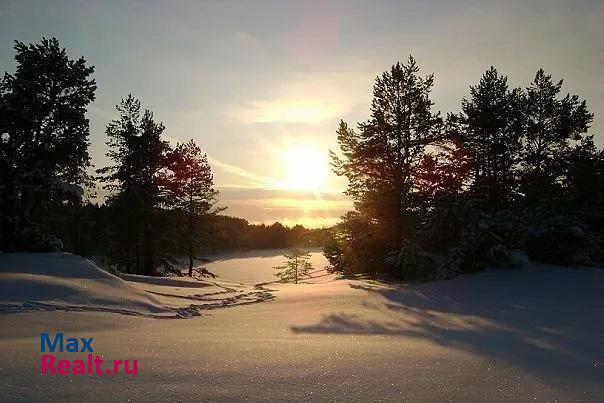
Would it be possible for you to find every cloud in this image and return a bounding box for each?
[232,32,262,50]
[238,99,340,124]
[217,187,352,228]
[207,155,279,188]
[229,63,374,125]
[88,104,115,120]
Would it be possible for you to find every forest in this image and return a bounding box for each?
[325,57,604,280]
[1,38,603,279]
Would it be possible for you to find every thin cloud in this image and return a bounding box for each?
[207,155,279,189]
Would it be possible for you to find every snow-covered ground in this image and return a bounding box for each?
[0,253,173,317]
[0,253,272,318]
[0,250,603,402]
[202,247,331,284]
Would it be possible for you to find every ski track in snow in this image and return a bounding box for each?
[0,284,277,319]
[0,252,285,319]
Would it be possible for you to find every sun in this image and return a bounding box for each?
[281,148,328,191]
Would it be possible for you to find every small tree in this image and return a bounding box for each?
[274,248,313,284]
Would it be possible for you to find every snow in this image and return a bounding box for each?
[0,253,173,317]
[201,247,330,284]
[0,250,603,401]
[0,253,272,318]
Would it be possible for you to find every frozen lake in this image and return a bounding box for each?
[201,247,330,284]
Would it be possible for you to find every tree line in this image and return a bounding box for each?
[2,38,602,280]
[0,38,325,275]
[325,56,604,280]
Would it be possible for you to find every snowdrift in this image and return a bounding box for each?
[0,253,176,317]
[0,253,274,318]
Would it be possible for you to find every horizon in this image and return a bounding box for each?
[1,0,603,227]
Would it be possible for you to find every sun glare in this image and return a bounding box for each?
[281,148,329,191]
[251,100,337,123]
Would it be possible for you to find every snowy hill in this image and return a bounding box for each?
[0,253,175,317]
[0,253,274,318]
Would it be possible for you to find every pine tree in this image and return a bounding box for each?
[331,56,443,249]
[561,135,604,212]
[97,95,170,275]
[158,140,220,276]
[520,69,593,199]
[0,38,96,251]
[460,67,524,208]
[274,248,313,284]
[415,114,472,202]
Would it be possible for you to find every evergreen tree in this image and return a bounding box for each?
[158,140,220,276]
[323,211,388,275]
[97,95,170,275]
[520,69,593,199]
[326,61,604,278]
[561,135,604,216]
[460,67,524,208]
[331,56,442,250]
[415,114,472,202]
[0,38,96,251]
[274,248,313,284]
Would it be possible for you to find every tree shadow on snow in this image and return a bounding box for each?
[291,266,604,382]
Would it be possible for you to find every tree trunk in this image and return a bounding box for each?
[72,201,81,255]
[188,192,194,277]
[125,247,131,274]
[143,224,154,276]
[0,173,17,252]
[135,242,141,274]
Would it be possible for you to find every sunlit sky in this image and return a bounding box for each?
[1,0,603,227]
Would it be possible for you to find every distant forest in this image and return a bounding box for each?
[1,38,603,280]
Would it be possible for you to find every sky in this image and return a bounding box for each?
[1,0,603,228]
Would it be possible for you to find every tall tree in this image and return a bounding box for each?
[0,38,96,251]
[331,56,442,249]
[460,67,524,208]
[97,95,170,275]
[415,114,472,202]
[521,69,593,198]
[158,140,219,276]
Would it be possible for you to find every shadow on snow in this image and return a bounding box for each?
[291,265,604,382]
